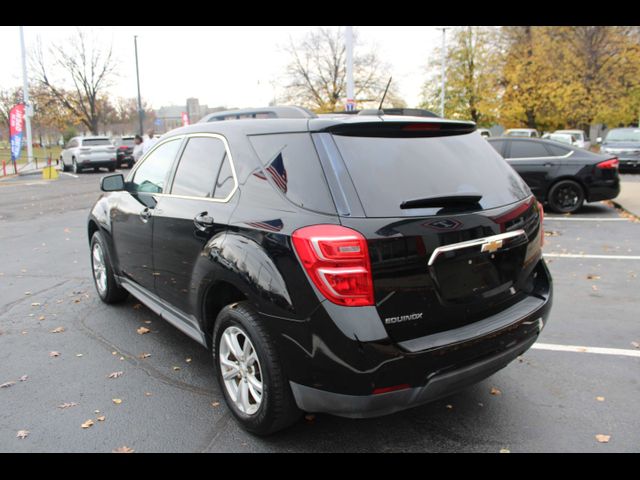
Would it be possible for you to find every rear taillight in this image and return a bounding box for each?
[292,225,374,307]
[118,146,128,150]
[538,201,544,247]
[597,158,619,169]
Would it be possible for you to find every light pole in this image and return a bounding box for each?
[437,27,449,118]
[134,35,143,136]
[19,26,33,166]
[345,26,354,111]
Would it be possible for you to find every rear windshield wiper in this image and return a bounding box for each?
[400,193,483,210]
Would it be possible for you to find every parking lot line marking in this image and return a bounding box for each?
[533,343,640,358]
[544,217,627,222]
[544,253,640,260]
[60,172,79,178]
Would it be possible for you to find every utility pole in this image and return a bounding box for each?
[437,27,449,118]
[134,35,143,136]
[345,26,355,112]
[19,26,33,166]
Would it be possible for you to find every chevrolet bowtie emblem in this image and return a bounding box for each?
[481,239,503,253]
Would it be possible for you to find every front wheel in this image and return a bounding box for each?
[213,302,301,435]
[90,231,128,304]
[547,179,585,214]
[72,159,82,174]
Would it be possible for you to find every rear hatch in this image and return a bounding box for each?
[81,138,116,159]
[312,119,544,342]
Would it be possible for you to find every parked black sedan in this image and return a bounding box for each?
[488,137,620,213]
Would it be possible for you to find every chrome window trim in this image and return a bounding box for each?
[506,150,574,161]
[126,133,239,204]
[428,229,527,267]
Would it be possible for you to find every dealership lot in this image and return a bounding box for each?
[0,171,638,452]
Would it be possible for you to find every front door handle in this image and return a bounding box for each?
[140,207,152,222]
[194,212,215,231]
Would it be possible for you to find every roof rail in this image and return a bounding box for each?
[198,106,317,123]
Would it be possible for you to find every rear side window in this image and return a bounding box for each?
[488,140,505,155]
[508,140,550,159]
[248,133,336,214]
[171,137,226,198]
[332,132,530,217]
[82,139,111,146]
[546,144,571,156]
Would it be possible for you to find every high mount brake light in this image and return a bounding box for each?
[292,225,374,307]
[597,158,619,169]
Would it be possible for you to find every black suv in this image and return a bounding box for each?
[114,136,136,168]
[88,108,552,435]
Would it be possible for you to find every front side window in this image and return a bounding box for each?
[130,139,181,193]
[171,137,226,198]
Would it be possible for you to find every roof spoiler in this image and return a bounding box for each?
[323,121,477,138]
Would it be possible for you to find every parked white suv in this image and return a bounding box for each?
[554,129,591,150]
[60,136,117,174]
[504,128,540,138]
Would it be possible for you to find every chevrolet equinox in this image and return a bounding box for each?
[88,107,553,435]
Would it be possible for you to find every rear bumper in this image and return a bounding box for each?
[284,258,552,418]
[80,158,116,167]
[291,334,537,418]
[588,180,620,202]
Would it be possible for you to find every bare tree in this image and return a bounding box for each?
[33,30,117,134]
[282,27,404,112]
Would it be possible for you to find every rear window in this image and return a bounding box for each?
[248,133,336,214]
[332,133,530,217]
[119,138,135,146]
[82,139,111,146]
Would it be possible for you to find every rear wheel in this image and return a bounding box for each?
[90,231,128,304]
[72,158,82,174]
[547,179,584,214]
[60,158,69,172]
[108,163,116,172]
[213,301,301,435]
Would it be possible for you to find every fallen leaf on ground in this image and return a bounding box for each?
[138,353,151,359]
[97,416,106,422]
[31,302,41,307]
[631,341,640,349]
[136,327,150,335]
[24,292,32,296]
[185,358,192,363]
[587,274,601,280]
[211,401,220,407]
[445,404,453,409]
[81,419,94,429]
[38,315,45,321]
[112,398,122,405]
[144,392,152,397]
[16,430,29,439]
[49,351,60,357]
[113,446,134,453]
[591,285,599,291]
[76,354,83,357]
[595,434,610,443]
[57,402,78,409]
[172,366,180,371]
[94,410,100,414]
[499,448,510,453]
[111,351,117,355]
[144,320,152,324]
[305,414,316,423]
[63,228,71,233]
[1,381,16,388]
[133,303,142,310]
[73,299,80,303]
[107,371,124,379]
[490,387,502,396]
[50,327,65,333]
[19,375,28,382]
[596,396,605,402]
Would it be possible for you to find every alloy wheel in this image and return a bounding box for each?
[91,243,107,296]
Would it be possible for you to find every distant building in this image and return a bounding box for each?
[154,98,226,132]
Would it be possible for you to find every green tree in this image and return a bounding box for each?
[421,26,500,125]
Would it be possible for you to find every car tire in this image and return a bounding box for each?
[60,158,69,172]
[547,179,585,214]
[108,164,116,172]
[213,301,301,435]
[90,231,128,304]
[72,158,82,174]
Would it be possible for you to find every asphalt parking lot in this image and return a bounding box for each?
[1,170,639,452]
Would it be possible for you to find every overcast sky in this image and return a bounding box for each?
[0,26,446,110]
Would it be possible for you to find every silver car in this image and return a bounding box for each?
[60,136,117,174]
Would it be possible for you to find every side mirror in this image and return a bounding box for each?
[101,174,125,192]
[596,137,602,144]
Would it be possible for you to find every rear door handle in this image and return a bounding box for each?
[140,208,152,222]
[194,212,215,231]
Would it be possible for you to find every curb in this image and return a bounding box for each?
[611,200,640,222]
